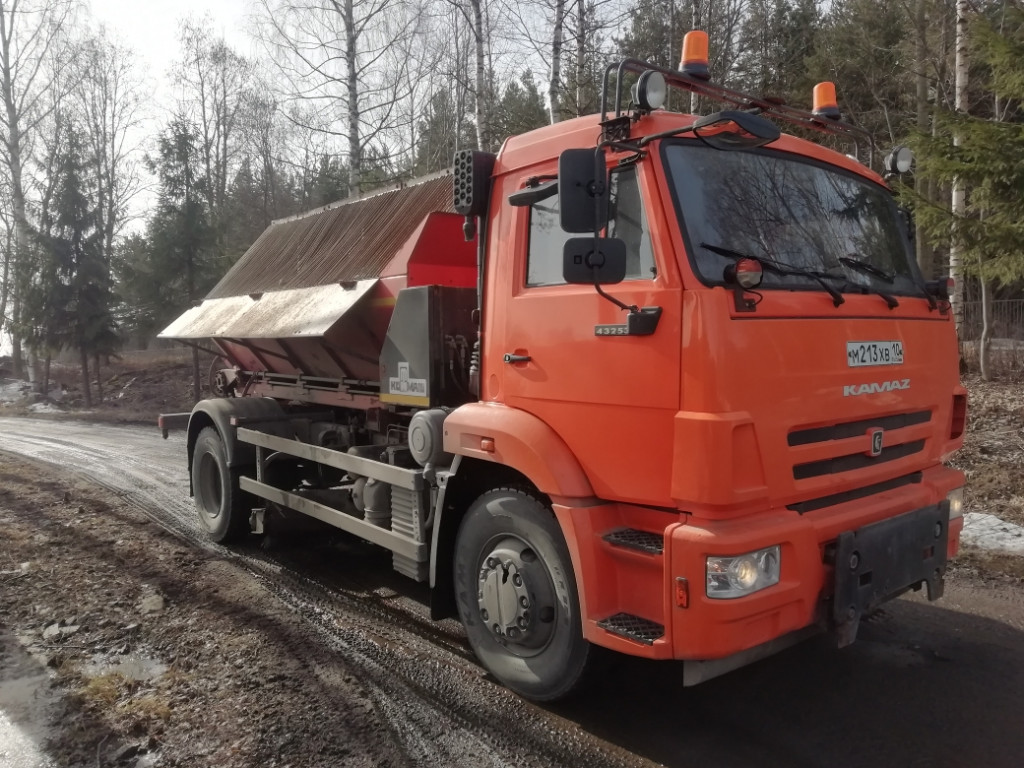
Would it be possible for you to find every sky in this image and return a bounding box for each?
[0,2,253,355]
[88,0,254,104]
[88,0,258,221]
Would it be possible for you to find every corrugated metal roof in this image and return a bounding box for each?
[207,173,455,299]
[159,280,379,340]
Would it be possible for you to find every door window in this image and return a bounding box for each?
[526,166,656,286]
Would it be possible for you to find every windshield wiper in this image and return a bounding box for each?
[839,255,894,283]
[701,242,845,307]
[836,257,900,308]
[838,281,901,309]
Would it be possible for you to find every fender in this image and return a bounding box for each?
[187,397,290,471]
[428,408,596,618]
[442,401,594,500]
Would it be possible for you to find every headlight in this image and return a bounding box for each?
[706,545,781,599]
[947,487,964,519]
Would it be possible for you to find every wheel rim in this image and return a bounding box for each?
[476,535,559,657]
[208,357,230,397]
[197,452,223,521]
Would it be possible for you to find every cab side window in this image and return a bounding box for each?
[526,166,656,286]
[526,191,569,286]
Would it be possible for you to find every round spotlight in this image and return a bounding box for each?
[633,70,667,112]
[884,145,914,174]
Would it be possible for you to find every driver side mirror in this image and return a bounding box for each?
[558,148,610,233]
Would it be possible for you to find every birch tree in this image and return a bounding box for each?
[74,30,144,270]
[175,20,253,257]
[550,0,565,122]
[257,0,424,191]
[949,0,967,334]
[444,0,496,150]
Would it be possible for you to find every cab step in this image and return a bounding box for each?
[597,613,665,645]
[603,528,664,555]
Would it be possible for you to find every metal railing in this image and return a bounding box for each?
[959,299,1024,375]
[960,300,1024,342]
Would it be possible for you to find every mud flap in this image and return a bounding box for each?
[833,502,949,647]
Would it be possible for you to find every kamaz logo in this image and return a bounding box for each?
[843,379,911,397]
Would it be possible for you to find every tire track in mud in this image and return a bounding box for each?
[0,418,653,768]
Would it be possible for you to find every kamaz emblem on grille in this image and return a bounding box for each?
[843,379,910,397]
[868,428,884,457]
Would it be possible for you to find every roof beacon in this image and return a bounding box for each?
[812,82,841,120]
[680,31,710,80]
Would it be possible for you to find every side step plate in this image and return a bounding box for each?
[603,528,664,555]
[598,613,665,645]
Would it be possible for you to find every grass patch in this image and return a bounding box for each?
[121,694,172,723]
[80,672,130,707]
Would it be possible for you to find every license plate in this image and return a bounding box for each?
[846,340,904,367]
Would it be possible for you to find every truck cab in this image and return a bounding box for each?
[444,63,964,690]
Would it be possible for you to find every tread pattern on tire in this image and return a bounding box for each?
[453,486,591,701]
[192,426,250,544]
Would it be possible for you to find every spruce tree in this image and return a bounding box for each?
[46,128,116,406]
[492,72,549,145]
[146,117,216,400]
[908,6,1024,287]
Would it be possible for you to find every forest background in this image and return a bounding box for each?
[0,0,1021,404]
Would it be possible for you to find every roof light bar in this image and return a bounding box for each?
[600,32,873,162]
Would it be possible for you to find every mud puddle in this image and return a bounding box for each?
[0,632,59,768]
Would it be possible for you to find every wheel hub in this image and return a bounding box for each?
[476,540,555,651]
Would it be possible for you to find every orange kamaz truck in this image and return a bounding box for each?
[160,32,967,701]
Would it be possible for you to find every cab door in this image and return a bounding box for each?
[492,163,682,506]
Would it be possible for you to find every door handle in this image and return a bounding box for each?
[503,353,532,364]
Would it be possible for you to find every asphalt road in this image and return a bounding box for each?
[1,416,1023,768]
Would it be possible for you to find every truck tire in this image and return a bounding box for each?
[192,427,250,543]
[453,488,591,701]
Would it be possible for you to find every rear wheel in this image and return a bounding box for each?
[453,487,591,701]
[192,427,250,543]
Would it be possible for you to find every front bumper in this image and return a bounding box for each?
[553,464,964,667]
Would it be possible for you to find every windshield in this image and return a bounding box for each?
[662,142,922,296]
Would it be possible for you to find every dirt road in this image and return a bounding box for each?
[2,416,1024,768]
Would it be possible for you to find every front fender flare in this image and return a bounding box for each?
[441,402,594,501]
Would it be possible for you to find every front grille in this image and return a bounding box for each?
[787,472,923,514]
[788,410,931,446]
[793,439,925,480]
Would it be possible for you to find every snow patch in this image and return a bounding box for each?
[27,403,62,414]
[961,512,1024,556]
[0,379,65,406]
[0,379,31,404]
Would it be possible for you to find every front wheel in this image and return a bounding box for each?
[192,427,250,543]
[453,488,591,701]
